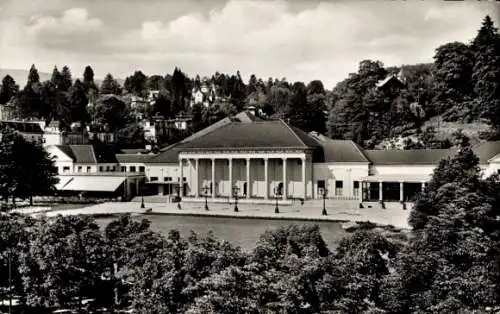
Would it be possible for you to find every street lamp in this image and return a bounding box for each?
[202,185,210,211]
[320,187,328,216]
[232,185,240,212]
[274,187,281,214]
[140,187,145,209]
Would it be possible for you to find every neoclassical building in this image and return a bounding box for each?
[47,111,500,204]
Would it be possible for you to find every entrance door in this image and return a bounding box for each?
[243,182,247,196]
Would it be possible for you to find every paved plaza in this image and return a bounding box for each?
[13,197,411,229]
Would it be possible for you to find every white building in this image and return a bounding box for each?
[143,111,500,204]
[47,144,145,200]
[39,111,500,206]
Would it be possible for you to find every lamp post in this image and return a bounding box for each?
[319,187,328,216]
[232,185,240,212]
[175,186,181,210]
[140,187,145,209]
[274,187,281,214]
[202,185,210,211]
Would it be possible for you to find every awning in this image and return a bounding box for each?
[55,177,73,190]
[59,176,126,192]
[360,174,431,183]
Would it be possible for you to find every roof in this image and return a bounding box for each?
[233,111,262,123]
[179,117,232,143]
[55,145,118,164]
[376,75,405,88]
[178,120,320,150]
[471,141,500,163]
[309,132,370,163]
[147,145,183,164]
[120,148,147,154]
[116,154,150,164]
[364,149,457,165]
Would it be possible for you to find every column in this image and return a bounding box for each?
[246,158,251,199]
[421,182,426,192]
[211,158,216,198]
[399,182,404,202]
[179,159,184,196]
[379,181,383,201]
[282,158,287,200]
[228,158,233,197]
[264,158,269,199]
[367,182,371,200]
[301,157,306,200]
[195,158,200,198]
[359,181,364,202]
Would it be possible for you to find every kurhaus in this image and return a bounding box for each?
[47,111,500,204]
[143,111,500,203]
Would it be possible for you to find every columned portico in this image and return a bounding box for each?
[179,150,311,200]
[360,174,431,202]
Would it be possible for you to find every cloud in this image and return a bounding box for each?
[27,8,102,36]
[0,0,496,88]
[104,0,492,87]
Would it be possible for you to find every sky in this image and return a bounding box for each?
[0,0,498,89]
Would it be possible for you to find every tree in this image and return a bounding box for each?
[18,215,106,309]
[100,73,123,95]
[147,75,165,91]
[27,64,40,86]
[471,15,500,129]
[383,147,500,312]
[67,79,90,124]
[50,66,62,89]
[15,83,42,119]
[0,75,19,104]
[432,42,474,114]
[124,71,148,96]
[171,68,188,115]
[90,95,129,132]
[0,130,59,205]
[59,65,73,92]
[115,123,145,148]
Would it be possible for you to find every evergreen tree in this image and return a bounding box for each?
[83,65,98,94]
[0,75,19,104]
[50,66,62,89]
[171,68,188,115]
[100,73,122,95]
[59,65,73,92]
[27,64,40,86]
[471,15,500,128]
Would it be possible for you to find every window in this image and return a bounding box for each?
[86,166,91,173]
[121,166,126,172]
[164,177,172,182]
[353,181,360,197]
[106,166,110,172]
[497,169,500,175]
[129,166,136,172]
[317,180,325,197]
[63,166,70,173]
[150,177,159,182]
[139,166,145,172]
[99,166,103,172]
[335,180,343,196]
[183,177,187,182]
[77,166,82,172]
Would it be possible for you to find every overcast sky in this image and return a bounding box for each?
[0,0,498,88]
